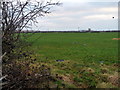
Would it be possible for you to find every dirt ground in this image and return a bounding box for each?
[112,38,120,40]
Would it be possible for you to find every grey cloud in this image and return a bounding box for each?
[34,2,118,31]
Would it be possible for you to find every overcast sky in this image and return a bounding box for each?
[28,0,119,31]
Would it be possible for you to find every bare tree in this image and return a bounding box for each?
[1,0,61,58]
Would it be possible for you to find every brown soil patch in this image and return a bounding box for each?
[61,75,73,84]
[112,38,120,40]
[108,72,119,87]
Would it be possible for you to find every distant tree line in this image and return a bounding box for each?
[19,30,120,33]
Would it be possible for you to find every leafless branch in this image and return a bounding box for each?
[1,0,61,55]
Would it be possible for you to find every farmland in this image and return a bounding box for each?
[24,32,119,88]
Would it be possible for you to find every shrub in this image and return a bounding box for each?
[2,59,56,89]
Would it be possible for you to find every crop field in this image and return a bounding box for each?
[23,32,119,88]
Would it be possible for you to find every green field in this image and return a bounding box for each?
[26,32,118,63]
[24,32,119,88]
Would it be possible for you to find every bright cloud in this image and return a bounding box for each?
[84,14,116,20]
[96,7,118,12]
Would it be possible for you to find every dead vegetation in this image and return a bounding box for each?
[112,38,120,40]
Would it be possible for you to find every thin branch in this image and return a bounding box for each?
[0,52,6,60]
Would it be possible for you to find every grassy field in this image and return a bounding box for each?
[23,32,119,88]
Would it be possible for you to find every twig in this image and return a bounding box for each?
[0,52,6,60]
